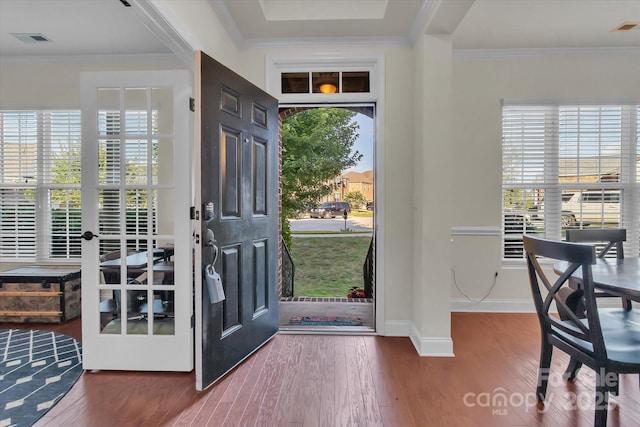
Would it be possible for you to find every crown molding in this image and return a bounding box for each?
[209,0,428,50]
[453,46,640,59]
[0,54,182,66]
[208,0,245,50]
[133,0,195,70]
[243,36,411,50]
[409,0,440,45]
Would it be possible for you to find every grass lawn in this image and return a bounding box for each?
[290,236,372,297]
[350,210,373,217]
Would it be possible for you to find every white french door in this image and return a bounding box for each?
[80,70,193,371]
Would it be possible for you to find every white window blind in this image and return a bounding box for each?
[502,103,639,260]
[1,109,160,262]
[0,112,38,258]
[0,110,82,261]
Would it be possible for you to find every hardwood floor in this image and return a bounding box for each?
[3,313,639,426]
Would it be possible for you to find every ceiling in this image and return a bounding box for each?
[0,0,171,57]
[0,0,638,59]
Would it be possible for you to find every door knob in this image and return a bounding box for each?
[81,231,98,240]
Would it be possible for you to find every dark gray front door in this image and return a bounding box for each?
[196,52,279,390]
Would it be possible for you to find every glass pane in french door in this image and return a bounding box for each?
[95,86,176,336]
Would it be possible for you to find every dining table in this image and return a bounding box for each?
[553,256,640,380]
[99,250,172,318]
[99,249,166,271]
[553,257,640,303]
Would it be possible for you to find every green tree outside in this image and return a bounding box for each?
[281,107,362,246]
[343,191,367,210]
[49,141,152,209]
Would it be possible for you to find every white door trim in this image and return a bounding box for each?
[266,53,386,334]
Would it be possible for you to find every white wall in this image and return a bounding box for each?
[450,52,640,311]
[0,57,185,109]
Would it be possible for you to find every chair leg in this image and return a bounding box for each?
[537,338,553,401]
[556,288,585,380]
[563,358,582,380]
[609,372,619,396]
[594,372,609,427]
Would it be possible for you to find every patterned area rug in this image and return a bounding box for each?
[289,316,364,326]
[0,329,83,427]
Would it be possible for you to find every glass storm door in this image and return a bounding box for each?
[80,70,193,371]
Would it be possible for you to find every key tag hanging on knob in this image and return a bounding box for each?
[205,265,225,304]
[205,244,225,304]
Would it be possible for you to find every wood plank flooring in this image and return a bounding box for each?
[2,313,639,426]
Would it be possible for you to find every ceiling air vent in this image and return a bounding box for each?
[11,33,52,43]
[611,22,639,32]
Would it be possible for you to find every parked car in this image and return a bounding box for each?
[561,190,621,226]
[536,190,620,227]
[366,201,374,211]
[309,201,351,218]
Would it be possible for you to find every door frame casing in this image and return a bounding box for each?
[266,54,386,334]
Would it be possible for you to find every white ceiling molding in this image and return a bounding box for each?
[209,0,432,50]
[408,0,440,45]
[208,0,246,50]
[453,46,640,59]
[133,0,195,69]
[244,36,411,50]
[0,54,180,66]
[258,0,389,21]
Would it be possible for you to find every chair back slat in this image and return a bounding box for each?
[565,228,626,259]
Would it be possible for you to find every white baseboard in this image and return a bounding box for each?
[451,297,623,313]
[383,320,454,356]
[451,298,536,313]
[410,324,454,357]
[382,297,625,357]
[383,320,411,336]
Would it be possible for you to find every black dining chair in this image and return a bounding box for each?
[566,228,631,311]
[524,235,640,427]
[99,249,143,318]
[560,229,632,381]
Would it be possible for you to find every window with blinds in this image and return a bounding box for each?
[0,108,160,262]
[0,110,81,261]
[97,109,158,254]
[502,104,639,260]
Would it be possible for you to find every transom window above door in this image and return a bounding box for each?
[281,71,370,94]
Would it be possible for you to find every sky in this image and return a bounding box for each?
[347,112,374,173]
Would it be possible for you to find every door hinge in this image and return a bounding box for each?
[191,314,195,328]
[189,97,195,112]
